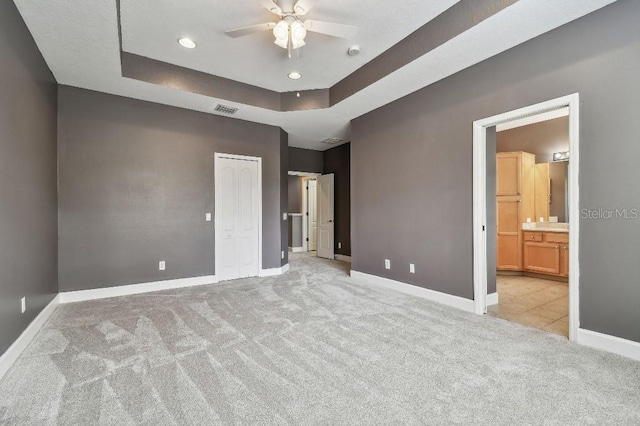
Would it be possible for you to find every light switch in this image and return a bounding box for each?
[338,242,342,249]
[205,213,212,222]
[283,213,287,221]
[385,259,391,270]
[410,263,415,274]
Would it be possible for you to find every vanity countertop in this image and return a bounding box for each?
[522,223,569,233]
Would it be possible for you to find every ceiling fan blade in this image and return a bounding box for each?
[293,0,315,16]
[225,22,276,38]
[304,20,358,39]
[258,0,283,15]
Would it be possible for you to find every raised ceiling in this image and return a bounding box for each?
[15,0,617,150]
[121,0,457,93]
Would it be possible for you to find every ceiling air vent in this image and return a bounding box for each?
[214,104,239,115]
[321,137,343,145]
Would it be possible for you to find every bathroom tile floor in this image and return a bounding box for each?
[488,275,569,337]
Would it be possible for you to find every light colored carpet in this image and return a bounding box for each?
[1,253,639,425]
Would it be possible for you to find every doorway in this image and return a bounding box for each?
[307,179,318,251]
[215,153,262,282]
[301,173,335,260]
[473,94,580,342]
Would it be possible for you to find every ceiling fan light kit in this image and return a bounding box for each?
[225,0,358,51]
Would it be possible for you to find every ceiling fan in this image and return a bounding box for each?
[225,0,358,52]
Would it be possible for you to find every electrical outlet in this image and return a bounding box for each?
[281,251,285,259]
[205,212,212,222]
[159,261,166,271]
[338,242,342,249]
[385,259,391,270]
[410,263,416,274]
[21,297,26,314]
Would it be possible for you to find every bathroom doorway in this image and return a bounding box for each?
[473,94,580,342]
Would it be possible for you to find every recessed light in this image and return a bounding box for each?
[178,38,197,49]
[288,71,302,80]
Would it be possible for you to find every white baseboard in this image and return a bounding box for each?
[259,264,290,277]
[0,295,60,381]
[335,254,352,263]
[350,270,475,313]
[487,292,499,306]
[58,275,218,304]
[289,247,304,253]
[577,328,640,362]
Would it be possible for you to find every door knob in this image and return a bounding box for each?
[328,220,333,223]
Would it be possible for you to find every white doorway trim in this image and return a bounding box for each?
[472,93,580,342]
[214,153,263,277]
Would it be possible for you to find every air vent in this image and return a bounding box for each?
[321,137,343,145]
[214,104,239,115]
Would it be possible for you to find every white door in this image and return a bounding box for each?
[216,156,260,281]
[307,179,318,251]
[317,173,335,259]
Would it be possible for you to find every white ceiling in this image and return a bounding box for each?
[14,0,617,151]
[121,0,457,92]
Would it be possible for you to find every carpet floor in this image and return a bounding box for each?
[1,253,639,425]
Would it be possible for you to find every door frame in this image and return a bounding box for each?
[214,153,263,278]
[472,93,580,341]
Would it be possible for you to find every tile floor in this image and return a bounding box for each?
[488,275,569,337]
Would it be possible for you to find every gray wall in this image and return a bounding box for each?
[351,0,640,342]
[323,143,351,257]
[288,175,302,212]
[497,117,569,163]
[288,216,303,248]
[0,1,58,355]
[289,147,323,173]
[58,86,285,291]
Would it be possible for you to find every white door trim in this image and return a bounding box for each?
[472,93,580,342]
[288,171,321,177]
[214,153,263,279]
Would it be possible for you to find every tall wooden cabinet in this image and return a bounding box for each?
[496,152,535,271]
[534,163,550,222]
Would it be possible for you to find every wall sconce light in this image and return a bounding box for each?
[553,151,570,161]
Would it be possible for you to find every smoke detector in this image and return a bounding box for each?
[347,45,360,56]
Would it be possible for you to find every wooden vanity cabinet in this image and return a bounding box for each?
[523,231,569,278]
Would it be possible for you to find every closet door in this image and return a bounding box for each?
[216,156,260,281]
[237,160,259,278]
